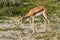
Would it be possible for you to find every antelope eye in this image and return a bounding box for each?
[20,19,22,21]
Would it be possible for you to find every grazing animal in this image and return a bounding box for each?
[18,5,50,33]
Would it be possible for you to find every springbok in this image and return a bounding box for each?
[18,5,50,33]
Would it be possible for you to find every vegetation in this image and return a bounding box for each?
[0,0,60,40]
[0,0,59,16]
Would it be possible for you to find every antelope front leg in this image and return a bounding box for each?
[30,16,32,25]
[31,16,35,34]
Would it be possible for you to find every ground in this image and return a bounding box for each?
[0,16,60,40]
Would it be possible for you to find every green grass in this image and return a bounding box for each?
[35,32,57,40]
[0,26,23,31]
[0,28,6,31]
[0,0,60,40]
[0,16,10,20]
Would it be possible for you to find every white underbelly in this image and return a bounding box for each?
[35,11,43,16]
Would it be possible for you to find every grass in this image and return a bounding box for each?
[0,26,23,31]
[0,0,60,40]
[0,16,10,20]
[34,32,58,40]
[0,28,6,31]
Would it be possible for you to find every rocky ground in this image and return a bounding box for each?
[0,0,60,40]
[0,16,60,40]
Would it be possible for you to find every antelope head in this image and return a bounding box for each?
[18,16,24,24]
